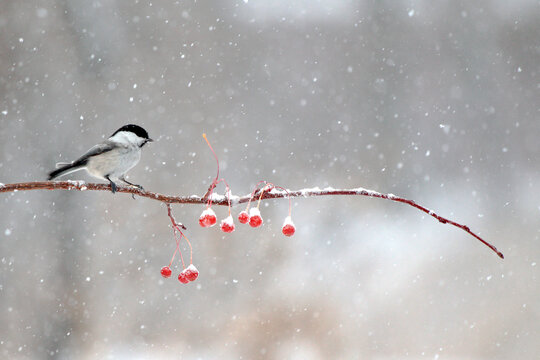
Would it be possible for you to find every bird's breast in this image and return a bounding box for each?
[86,147,141,179]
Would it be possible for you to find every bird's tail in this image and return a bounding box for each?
[48,161,86,180]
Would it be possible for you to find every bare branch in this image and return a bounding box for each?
[0,181,504,259]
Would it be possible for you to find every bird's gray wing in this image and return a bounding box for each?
[73,140,117,166]
[49,140,119,180]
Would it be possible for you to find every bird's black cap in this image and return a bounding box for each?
[112,124,151,140]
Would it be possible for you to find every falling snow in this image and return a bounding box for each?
[0,1,537,359]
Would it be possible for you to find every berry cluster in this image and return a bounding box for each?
[198,136,298,237]
[160,135,298,284]
[200,181,297,236]
[199,178,236,233]
[161,264,199,283]
[177,264,199,283]
[160,204,200,285]
[235,182,296,236]
[198,136,297,237]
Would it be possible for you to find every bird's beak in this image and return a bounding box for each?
[147,138,154,142]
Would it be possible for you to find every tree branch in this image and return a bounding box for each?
[0,181,504,259]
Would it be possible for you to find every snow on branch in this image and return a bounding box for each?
[0,181,504,259]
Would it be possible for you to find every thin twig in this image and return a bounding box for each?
[0,181,504,259]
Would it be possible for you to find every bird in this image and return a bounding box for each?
[48,124,153,193]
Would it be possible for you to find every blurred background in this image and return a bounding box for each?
[1,0,539,359]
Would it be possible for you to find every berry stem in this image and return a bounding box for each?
[168,228,180,267]
[177,233,186,270]
[221,179,232,216]
[245,180,270,212]
[256,183,274,209]
[166,204,182,267]
[206,178,233,216]
[183,233,194,265]
[166,203,192,269]
[274,185,292,217]
[202,133,220,208]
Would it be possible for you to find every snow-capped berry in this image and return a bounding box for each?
[282,224,296,236]
[184,264,199,282]
[249,208,263,228]
[160,266,172,278]
[238,210,250,224]
[220,215,235,233]
[199,208,217,227]
[178,272,189,284]
[281,216,296,237]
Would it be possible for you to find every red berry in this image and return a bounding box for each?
[282,224,296,236]
[199,208,217,227]
[160,266,172,278]
[178,272,189,284]
[238,211,250,224]
[250,215,262,227]
[282,216,296,237]
[184,264,199,282]
[220,215,235,233]
[249,208,263,227]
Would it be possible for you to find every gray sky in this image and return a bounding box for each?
[1,1,539,359]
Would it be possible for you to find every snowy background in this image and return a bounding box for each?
[1,0,539,359]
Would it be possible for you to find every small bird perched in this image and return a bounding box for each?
[48,124,153,193]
